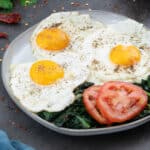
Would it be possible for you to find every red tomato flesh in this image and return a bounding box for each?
[97,81,148,123]
[83,86,111,125]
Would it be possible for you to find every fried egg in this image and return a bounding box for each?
[31,11,103,60]
[10,53,89,112]
[82,19,150,84]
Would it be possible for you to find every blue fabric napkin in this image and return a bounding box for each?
[0,130,35,150]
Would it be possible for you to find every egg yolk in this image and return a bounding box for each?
[109,45,141,66]
[30,60,64,85]
[36,28,70,51]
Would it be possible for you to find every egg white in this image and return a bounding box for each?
[82,19,150,84]
[9,53,89,112]
[31,11,104,61]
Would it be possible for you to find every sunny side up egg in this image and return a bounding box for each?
[82,19,150,84]
[9,53,89,112]
[31,11,103,61]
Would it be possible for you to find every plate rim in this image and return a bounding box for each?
[2,9,150,136]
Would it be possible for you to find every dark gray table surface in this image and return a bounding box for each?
[0,0,150,150]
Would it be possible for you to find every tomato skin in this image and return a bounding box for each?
[83,86,111,125]
[97,81,148,123]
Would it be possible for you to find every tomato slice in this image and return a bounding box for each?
[83,86,111,125]
[97,81,148,123]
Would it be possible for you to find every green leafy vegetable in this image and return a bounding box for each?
[0,0,13,10]
[20,0,38,6]
[134,75,150,118]
[38,111,61,121]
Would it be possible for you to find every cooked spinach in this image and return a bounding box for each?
[134,75,150,118]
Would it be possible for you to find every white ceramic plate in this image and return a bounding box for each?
[2,10,150,136]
